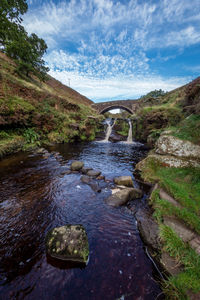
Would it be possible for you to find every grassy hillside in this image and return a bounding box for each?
[0,52,101,157]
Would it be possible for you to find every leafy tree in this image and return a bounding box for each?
[0,0,28,46]
[6,30,49,79]
[0,0,49,80]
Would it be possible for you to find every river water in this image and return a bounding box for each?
[0,142,162,300]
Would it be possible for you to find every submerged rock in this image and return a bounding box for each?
[80,175,91,184]
[114,176,134,187]
[105,188,142,207]
[46,225,89,263]
[70,161,84,171]
[82,167,93,175]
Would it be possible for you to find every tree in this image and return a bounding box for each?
[6,30,49,79]
[140,89,166,100]
[0,0,28,46]
[1,0,49,80]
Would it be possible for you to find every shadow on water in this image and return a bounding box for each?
[0,141,164,299]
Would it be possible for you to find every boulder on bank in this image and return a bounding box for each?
[105,188,142,207]
[70,161,84,171]
[155,135,200,160]
[46,225,89,264]
[114,176,134,187]
[136,153,200,170]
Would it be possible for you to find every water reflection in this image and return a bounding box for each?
[0,142,162,299]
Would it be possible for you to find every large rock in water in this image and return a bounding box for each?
[135,210,161,250]
[105,188,142,207]
[45,225,89,263]
[114,176,134,187]
[70,161,84,171]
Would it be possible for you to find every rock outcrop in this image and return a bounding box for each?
[155,135,200,161]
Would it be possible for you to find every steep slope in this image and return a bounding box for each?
[0,52,101,157]
[134,78,200,299]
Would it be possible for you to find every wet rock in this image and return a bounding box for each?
[70,161,84,171]
[82,167,93,175]
[96,175,105,180]
[155,135,200,160]
[46,225,89,264]
[72,171,79,174]
[87,170,101,177]
[80,175,91,184]
[105,188,142,207]
[36,148,47,154]
[89,182,101,193]
[109,134,124,143]
[135,210,161,250]
[114,176,134,187]
[61,170,71,175]
[81,176,101,192]
[160,252,183,276]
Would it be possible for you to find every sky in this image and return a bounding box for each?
[23,0,200,102]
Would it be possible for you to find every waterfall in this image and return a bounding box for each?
[126,120,133,143]
[101,119,115,142]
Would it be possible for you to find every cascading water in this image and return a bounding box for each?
[101,119,115,142]
[126,120,133,143]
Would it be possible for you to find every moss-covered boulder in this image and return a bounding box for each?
[70,161,84,171]
[45,225,89,264]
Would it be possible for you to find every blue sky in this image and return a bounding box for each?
[23,0,200,102]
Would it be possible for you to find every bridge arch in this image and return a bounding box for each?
[99,105,133,114]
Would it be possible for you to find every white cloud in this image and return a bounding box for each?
[48,68,189,101]
[23,0,200,101]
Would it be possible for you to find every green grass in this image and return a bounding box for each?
[171,114,200,144]
[160,225,200,299]
[139,158,200,298]
[156,167,200,215]
[151,190,200,234]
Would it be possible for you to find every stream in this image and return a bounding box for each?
[0,141,162,299]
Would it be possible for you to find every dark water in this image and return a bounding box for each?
[0,142,162,300]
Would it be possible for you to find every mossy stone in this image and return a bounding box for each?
[46,225,89,264]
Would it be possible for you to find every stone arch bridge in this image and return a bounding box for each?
[92,99,140,114]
